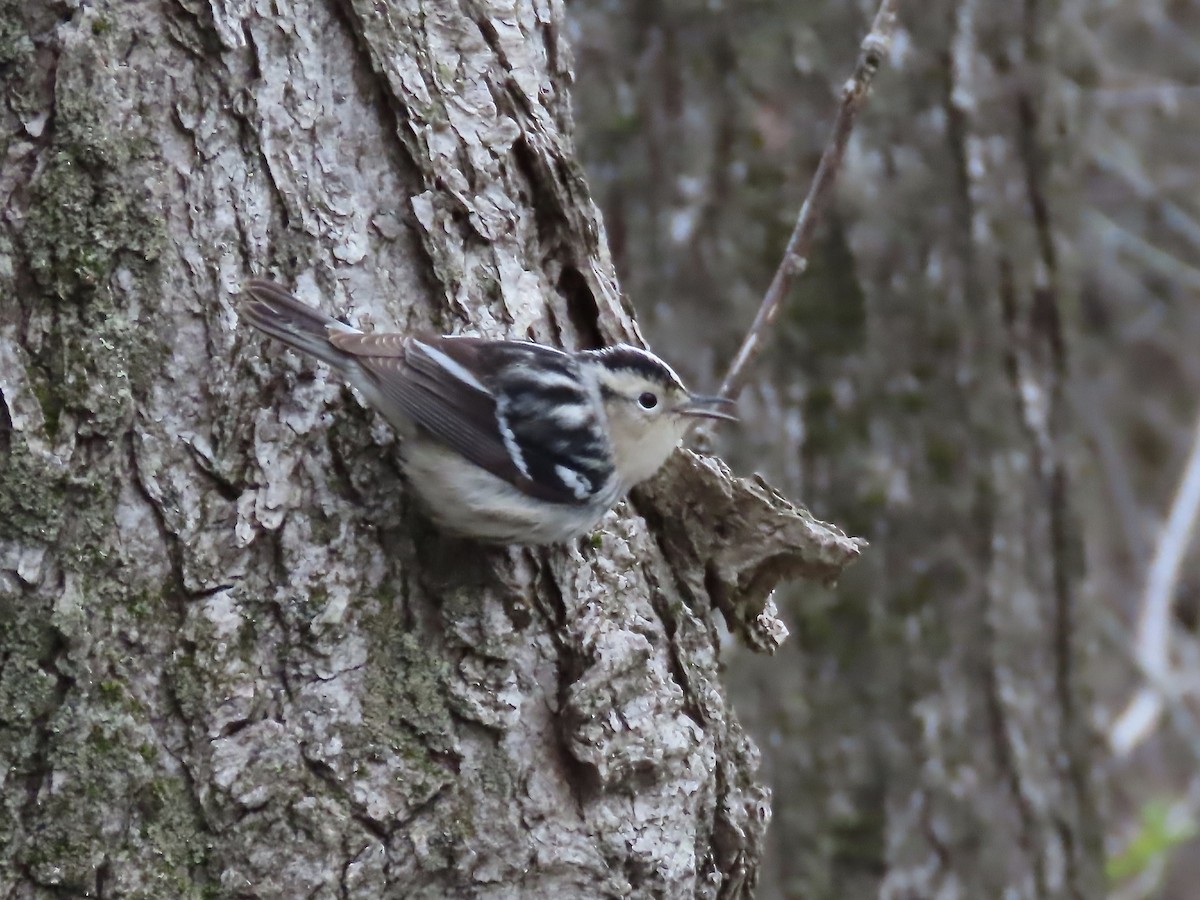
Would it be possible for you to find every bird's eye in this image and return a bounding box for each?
[638,392,658,410]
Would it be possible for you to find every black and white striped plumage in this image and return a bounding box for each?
[238,279,735,544]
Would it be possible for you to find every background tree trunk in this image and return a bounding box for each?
[0,1,857,896]
[573,1,1108,897]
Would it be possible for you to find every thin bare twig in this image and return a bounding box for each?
[1110,408,1200,756]
[716,0,900,401]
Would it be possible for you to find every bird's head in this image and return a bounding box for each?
[581,345,736,488]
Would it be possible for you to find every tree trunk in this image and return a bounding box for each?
[572,1,1107,897]
[0,1,859,897]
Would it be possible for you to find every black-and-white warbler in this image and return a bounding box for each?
[239,279,736,543]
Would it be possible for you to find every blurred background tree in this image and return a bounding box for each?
[571,0,1200,896]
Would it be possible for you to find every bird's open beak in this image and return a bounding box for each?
[678,394,739,422]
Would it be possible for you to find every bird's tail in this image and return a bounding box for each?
[239,279,356,371]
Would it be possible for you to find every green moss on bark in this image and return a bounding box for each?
[21,18,163,303]
[0,441,68,541]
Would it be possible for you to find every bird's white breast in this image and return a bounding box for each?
[401,437,622,544]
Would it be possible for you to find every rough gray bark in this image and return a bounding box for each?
[0,1,860,897]
[572,1,1107,897]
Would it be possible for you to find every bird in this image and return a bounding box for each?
[237,278,736,544]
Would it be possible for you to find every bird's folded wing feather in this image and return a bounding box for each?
[326,332,590,505]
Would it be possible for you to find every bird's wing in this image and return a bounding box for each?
[328,333,611,505]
